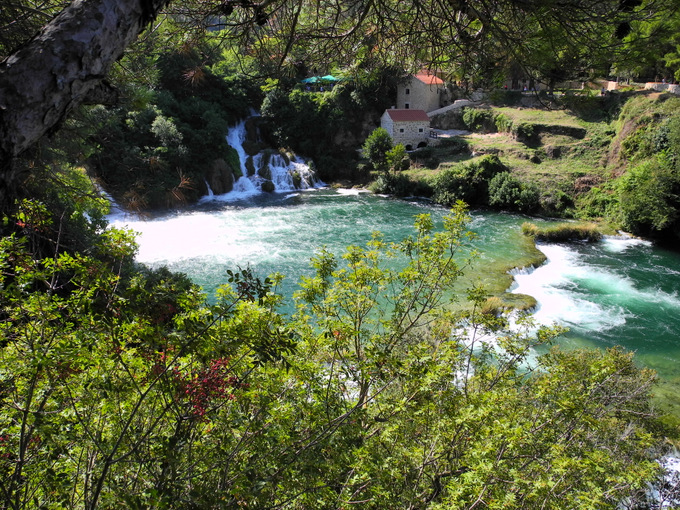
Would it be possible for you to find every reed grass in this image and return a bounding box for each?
[522,221,602,242]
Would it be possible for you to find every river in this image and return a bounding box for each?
[109,186,680,414]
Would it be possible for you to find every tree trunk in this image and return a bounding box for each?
[0,0,169,205]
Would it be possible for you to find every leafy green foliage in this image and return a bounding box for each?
[362,127,393,172]
[86,47,260,210]
[371,172,432,197]
[616,158,680,236]
[430,155,508,207]
[0,199,669,508]
[260,73,397,181]
[605,95,680,237]
[462,108,498,133]
[488,172,540,213]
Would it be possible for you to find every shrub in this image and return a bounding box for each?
[362,127,393,171]
[616,159,680,236]
[462,108,497,132]
[513,122,537,144]
[372,173,430,197]
[488,172,540,213]
[386,143,409,171]
[540,189,574,216]
[494,113,513,133]
[473,154,508,180]
[430,155,508,206]
[436,137,470,154]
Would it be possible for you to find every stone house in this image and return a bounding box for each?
[396,71,445,113]
[380,109,431,150]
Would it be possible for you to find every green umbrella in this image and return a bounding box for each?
[301,76,320,84]
[321,75,339,82]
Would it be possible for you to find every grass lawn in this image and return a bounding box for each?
[493,106,587,127]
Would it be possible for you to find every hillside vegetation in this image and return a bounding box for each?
[3,1,680,505]
[372,90,680,243]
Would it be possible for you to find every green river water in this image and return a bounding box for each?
[110,188,680,415]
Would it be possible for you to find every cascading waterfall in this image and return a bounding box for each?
[202,117,323,202]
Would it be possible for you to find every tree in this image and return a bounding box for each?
[386,143,408,172]
[0,0,170,206]
[362,127,393,172]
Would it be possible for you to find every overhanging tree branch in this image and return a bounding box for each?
[0,0,169,188]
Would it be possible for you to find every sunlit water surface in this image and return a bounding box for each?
[110,189,680,413]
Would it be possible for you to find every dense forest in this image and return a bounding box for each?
[2,0,680,508]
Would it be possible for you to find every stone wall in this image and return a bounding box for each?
[645,82,680,95]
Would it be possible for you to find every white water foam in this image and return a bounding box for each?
[601,233,651,253]
[109,212,248,264]
[335,188,369,196]
[511,243,630,333]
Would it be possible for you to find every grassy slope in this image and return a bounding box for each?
[418,106,613,212]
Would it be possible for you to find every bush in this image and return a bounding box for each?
[494,113,513,133]
[430,155,508,206]
[540,189,574,216]
[616,158,680,236]
[410,146,441,169]
[372,173,431,197]
[436,137,470,154]
[386,143,409,171]
[488,172,540,213]
[362,128,393,171]
[512,122,537,144]
[462,108,498,133]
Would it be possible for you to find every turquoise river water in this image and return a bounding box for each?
[109,188,680,413]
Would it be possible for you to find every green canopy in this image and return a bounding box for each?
[321,75,339,82]
[301,76,320,84]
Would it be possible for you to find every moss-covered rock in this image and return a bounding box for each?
[245,156,256,176]
[291,171,302,189]
[258,163,271,180]
[205,158,234,195]
[261,180,275,193]
[242,139,267,156]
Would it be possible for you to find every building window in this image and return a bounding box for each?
[399,128,405,133]
[418,128,424,133]
[405,103,410,109]
[405,88,410,95]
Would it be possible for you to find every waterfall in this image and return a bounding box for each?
[204,179,214,198]
[203,117,323,202]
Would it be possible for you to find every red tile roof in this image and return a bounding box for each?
[414,71,444,86]
[385,109,430,122]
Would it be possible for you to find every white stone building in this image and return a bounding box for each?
[396,71,445,113]
[380,109,431,150]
